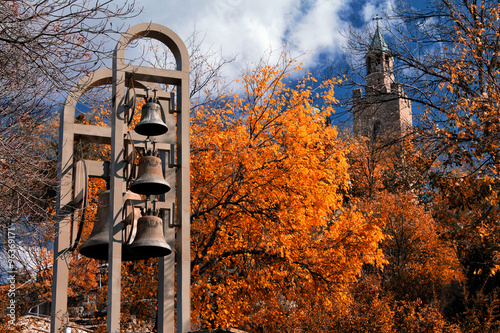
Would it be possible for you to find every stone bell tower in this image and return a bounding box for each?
[352,23,412,143]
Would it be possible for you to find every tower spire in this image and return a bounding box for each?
[370,15,389,52]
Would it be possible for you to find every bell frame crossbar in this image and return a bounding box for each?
[50,23,190,333]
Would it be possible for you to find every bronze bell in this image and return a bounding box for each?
[128,214,171,259]
[79,190,141,261]
[134,95,168,137]
[129,155,170,195]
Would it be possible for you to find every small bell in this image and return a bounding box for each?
[129,154,171,195]
[134,89,168,137]
[128,214,172,260]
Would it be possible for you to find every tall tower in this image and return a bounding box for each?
[352,24,412,143]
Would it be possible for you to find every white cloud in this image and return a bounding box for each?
[126,0,393,79]
[362,0,393,24]
[288,0,349,55]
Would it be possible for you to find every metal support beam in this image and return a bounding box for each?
[51,68,114,333]
[50,110,73,332]
[107,47,126,332]
[176,72,191,333]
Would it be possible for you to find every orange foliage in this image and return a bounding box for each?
[417,3,500,327]
[190,55,385,330]
[348,131,463,330]
[359,191,462,304]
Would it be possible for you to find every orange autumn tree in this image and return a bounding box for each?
[344,135,463,332]
[0,111,105,332]
[190,55,385,331]
[42,54,384,331]
[412,1,500,327]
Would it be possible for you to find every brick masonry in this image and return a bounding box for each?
[352,27,412,142]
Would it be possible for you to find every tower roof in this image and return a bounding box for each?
[370,26,389,52]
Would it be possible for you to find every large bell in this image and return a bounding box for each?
[134,96,168,137]
[79,190,141,261]
[129,155,170,195]
[128,214,171,260]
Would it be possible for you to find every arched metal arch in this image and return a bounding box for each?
[115,23,189,72]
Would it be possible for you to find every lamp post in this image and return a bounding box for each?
[50,23,190,333]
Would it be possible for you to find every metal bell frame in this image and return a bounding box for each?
[51,23,190,333]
